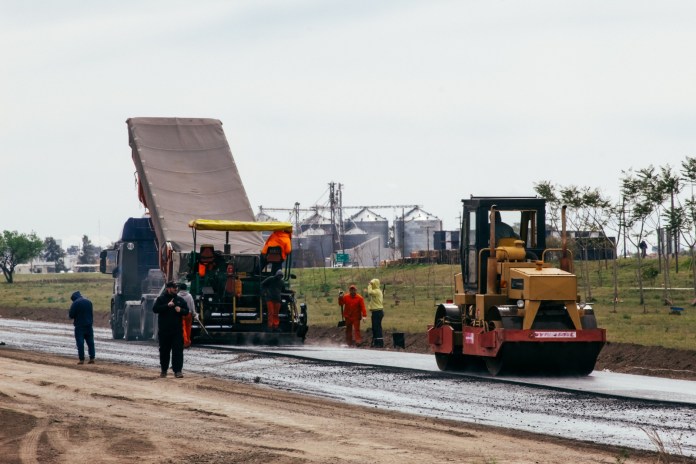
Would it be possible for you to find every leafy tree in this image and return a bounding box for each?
[621,166,665,306]
[78,235,100,265]
[43,236,67,273]
[679,156,696,296]
[558,185,612,303]
[533,180,562,232]
[0,230,44,283]
[535,181,615,304]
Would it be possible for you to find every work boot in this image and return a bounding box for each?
[175,372,184,379]
[77,360,84,365]
[88,358,95,364]
[160,371,167,378]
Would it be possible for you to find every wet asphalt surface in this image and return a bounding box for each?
[1,319,695,457]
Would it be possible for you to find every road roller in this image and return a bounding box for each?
[427,196,606,376]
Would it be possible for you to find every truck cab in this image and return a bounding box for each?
[99,217,161,340]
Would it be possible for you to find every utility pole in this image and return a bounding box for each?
[328,182,344,255]
[401,207,406,261]
[622,196,627,259]
[424,225,431,264]
[293,202,301,233]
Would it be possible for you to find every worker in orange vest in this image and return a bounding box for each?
[261,230,292,273]
[338,285,367,347]
[177,283,196,348]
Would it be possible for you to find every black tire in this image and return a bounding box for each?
[485,355,505,376]
[139,308,153,340]
[139,300,154,340]
[435,352,466,371]
[123,304,141,341]
[580,312,598,329]
[572,358,597,376]
[111,300,125,340]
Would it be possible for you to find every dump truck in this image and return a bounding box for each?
[100,117,307,343]
[427,196,606,375]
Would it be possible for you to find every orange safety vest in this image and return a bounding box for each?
[261,230,292,259]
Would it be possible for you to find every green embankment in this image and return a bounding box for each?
[2,258,694,350]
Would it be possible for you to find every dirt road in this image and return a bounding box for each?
[0,348,667,464]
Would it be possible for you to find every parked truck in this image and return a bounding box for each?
[100,117,307,343]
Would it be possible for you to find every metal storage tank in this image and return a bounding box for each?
[345,208,389,248]
[342,226,368,250]
[255,211,278,222]
[394,207,442,257]
[300,212,332,233]
[294,228,333,268]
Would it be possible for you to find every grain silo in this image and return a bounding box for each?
[294,227,333,268]
[342,226,368,250]
[255,211,278,222]
[345,208,389,248]
[300,211,333,235]
[394,207,442,257]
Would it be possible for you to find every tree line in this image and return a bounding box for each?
[0,232,102,283]
[534,155,696,307]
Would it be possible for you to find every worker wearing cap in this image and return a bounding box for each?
[338,285,367,347]
[153,281,189,378]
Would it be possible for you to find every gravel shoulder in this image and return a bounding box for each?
[2,305,696,381]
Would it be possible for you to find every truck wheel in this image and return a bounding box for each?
[111,301,125,340]
[123,303,142,341]
[140,303,153,340]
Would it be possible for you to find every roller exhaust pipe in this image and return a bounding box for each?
[487,205,498,294]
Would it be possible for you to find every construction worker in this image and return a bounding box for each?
[261,270,285,332]
[261,229,292,273]
[493,211,520,244]
[153,282,189,378]
[338,285,367,347]
[68,291,96,365]
[178,283,196,348]
[366,278,384,348]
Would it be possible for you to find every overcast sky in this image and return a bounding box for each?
[2,1,695,249]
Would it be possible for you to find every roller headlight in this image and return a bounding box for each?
[516,299,525,309]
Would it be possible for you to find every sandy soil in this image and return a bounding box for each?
[0,348,664,464]
[0,307,693,463]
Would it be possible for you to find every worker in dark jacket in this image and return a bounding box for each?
[261,269,285,332]
[69,291,95,364]
[153,281,189,378]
